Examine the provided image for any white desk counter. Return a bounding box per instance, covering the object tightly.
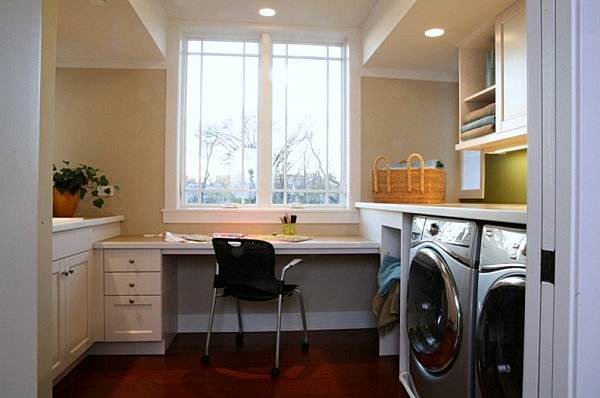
[355,202,526,224]
[93,235,380,255]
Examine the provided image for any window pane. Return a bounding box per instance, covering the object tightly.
[188,40,202,53]
[271,41,344,206]
[287,43,327,57]
[245,42,259,55]
[271,58,286,189]
[203,40,244,54]
[185,54,202,197]
[182,39,259,206]
[329,46,342,58]
[328,60,342,191]
[286,58,327,191]
[273,43,286,56]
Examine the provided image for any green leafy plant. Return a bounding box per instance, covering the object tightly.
[53,161,120,208]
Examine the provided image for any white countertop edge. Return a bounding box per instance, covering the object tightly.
[52,215,125,232]
[93,235,380,254]
[355,202,527,225]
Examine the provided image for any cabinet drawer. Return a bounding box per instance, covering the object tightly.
[104,249,161,272]
[105,272,161,295]
[104,296,162,342]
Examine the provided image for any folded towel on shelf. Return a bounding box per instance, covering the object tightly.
[389,159,444,170]
[463,102,496,124]
[371,280,400,336]
[377,254,401,296]
[460,115,496,133]
[461,124,495,140]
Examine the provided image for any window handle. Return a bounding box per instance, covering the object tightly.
[222,203,239,208]
[289,204,305,209]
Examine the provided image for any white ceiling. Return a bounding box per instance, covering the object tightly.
[158,0,378,28]
[364,0,515,77]
[57,0,517,76]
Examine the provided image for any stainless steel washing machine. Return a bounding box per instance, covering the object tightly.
[475,225,527,398]
[403,216,480,398]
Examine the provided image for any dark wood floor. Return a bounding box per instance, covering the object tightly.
[53,329,408,398]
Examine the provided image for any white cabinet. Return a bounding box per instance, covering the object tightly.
[51,217,122,380]
[496,0,527,135]
[103,249,163,342]
[51,250,93,379]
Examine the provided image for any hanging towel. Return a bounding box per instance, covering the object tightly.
[460,115,496,133]
[377,254,401,296]
[461,124,495,140]
[372,280,400,336]
[463,102,496,124]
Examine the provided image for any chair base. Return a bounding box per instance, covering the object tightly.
[201,355,209,365]
[302,342,309,351]
[270,367,280,377]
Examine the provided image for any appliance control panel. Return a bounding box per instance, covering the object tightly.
[480,225,527,267]
[420,217,478,265]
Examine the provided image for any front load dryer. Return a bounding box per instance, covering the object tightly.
[404,216,480,398]
[475,225,527,398]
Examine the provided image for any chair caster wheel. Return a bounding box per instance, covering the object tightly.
[235,333,243,342]
[270,367,280,377]
[302,342,309,351]
[201,355,210,365]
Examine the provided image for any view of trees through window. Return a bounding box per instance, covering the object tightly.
[182,37,344,207]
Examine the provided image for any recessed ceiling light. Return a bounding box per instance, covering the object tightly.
[424,28,445,38]
[259,8,276,17]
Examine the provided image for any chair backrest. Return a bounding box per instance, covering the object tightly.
[211,238,282,294]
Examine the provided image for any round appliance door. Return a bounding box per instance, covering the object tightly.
[477,275,526,398]
[407,247,461,373]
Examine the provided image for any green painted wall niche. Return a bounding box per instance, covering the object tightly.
[462,149,527,204]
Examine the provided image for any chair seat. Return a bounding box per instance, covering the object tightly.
[224,283,298,302]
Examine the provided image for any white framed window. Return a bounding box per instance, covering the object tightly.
[163,24,361,224]
[182,39,260,206]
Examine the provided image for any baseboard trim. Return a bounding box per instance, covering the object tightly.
[177,310,376,333]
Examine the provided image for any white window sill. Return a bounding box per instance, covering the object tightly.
[162,207,359,224]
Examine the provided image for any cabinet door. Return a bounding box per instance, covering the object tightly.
[52,259,65,378]
[496,0,527,134]
[63,251,93,363]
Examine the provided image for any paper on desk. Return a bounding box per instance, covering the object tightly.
[163,232,211,242]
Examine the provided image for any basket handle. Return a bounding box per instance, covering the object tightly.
[407,153,425,193]
[372,155,391,193]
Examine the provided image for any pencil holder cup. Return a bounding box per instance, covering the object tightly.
[282,223,296,235]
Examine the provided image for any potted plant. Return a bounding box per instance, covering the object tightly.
[53,161,120,217]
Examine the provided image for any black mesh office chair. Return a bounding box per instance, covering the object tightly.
[201,238,309,377]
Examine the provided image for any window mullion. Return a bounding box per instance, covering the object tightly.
[258,32,272,207]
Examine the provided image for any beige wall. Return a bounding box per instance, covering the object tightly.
[361,77,460,202]
[55,68,167,234]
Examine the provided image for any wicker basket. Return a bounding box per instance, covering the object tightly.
[371,153,446,204]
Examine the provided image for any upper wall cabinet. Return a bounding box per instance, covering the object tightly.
[456,0,527,153]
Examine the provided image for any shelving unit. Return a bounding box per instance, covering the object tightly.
[456,0,527,199]
[457,0,527,153]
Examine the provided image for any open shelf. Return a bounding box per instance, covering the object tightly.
[455,126,527,153]
[464,85,495,103]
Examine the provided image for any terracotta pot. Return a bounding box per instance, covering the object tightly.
[53,188,80,217]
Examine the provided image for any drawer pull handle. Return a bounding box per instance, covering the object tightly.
[61,271,69,276]
[129,298,135,304]
[128,259,135,264]
[68,268,74,274]
[129,282,135,287]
